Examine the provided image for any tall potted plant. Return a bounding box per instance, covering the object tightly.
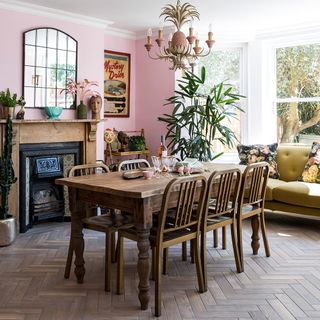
[0,115,17,246]
[0,89,24,119]
[159,66,244,161]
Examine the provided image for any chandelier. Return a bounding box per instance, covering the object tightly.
[144,0,215,70]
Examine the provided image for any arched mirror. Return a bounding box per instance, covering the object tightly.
[23,27,78,109]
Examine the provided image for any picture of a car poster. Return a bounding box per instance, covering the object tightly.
[104,50,130,117]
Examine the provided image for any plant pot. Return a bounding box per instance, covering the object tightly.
[0,215,16,246]
[0,106,15,119]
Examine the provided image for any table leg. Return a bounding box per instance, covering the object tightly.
[136,227,151,310]
[251,215,260,255]
[69,188,86,283]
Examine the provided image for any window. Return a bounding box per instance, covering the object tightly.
[198,47,244,154]
[275,43,320,143]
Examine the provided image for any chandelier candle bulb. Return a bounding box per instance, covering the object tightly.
[147,28,152,45]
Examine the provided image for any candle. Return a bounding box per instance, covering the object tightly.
[147,28,152,44]
[189,20,193,37]
[208,23,213,41]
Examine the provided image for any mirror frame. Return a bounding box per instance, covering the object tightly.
[23,27,78,109]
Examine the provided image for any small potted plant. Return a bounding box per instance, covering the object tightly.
[128,135,145,151]
[0,89,24,119]
[0,115,17,246]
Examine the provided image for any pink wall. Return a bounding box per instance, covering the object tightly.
[0,8,104,159]
[0,7,175,161]
[135,39,175,156]
[103,35,136,133]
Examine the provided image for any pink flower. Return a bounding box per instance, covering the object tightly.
[61,78,100,102]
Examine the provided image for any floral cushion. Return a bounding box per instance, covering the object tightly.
[300,142,320,183]
[237,143,279,179]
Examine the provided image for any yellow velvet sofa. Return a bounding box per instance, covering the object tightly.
[265,144,320,217]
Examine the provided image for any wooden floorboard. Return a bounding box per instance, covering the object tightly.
[1,213,320,319]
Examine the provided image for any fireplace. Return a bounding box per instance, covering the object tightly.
[19,142,81,233]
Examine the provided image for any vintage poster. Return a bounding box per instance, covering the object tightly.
[104,50,130,117]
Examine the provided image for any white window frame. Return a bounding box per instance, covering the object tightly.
[258,29,320,145]
[200,43,248,163]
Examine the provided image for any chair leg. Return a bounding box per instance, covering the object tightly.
[105,233,112,292]
[182,241,187,261]
[64,240,73,279]
[237,215,244,272]
[200,230,207,292]
[194,236,205,293]
[155,246,162,317]
[163,248,169,275]
[213,230,218,248]
[190,239,195,264]
[111,232,117,263]
[230,222,242,273]
[116,234,124,295]
[150,247,156,281]
[260,211,270,257]
[222,226,227,249]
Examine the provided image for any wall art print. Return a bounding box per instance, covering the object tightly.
[104,50,130,117]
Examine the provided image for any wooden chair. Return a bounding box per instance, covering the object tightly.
[64,163,133,292]
[236,162,270,272]
[118,158,150,171]
[117,175,207,317]
[201,168,242,291]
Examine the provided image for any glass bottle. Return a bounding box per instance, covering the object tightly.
[158,135,168,158]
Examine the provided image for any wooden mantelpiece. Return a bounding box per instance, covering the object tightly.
[0,120,99,229]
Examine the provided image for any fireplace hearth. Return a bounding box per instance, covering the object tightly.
[19,142,81,233]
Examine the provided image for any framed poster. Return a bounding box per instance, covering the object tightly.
[104,50,130,117]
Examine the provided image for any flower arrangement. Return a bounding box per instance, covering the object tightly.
[62,78,100,102]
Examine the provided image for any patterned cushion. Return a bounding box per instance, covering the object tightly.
[237,143,279,179]
[300,142,320,183]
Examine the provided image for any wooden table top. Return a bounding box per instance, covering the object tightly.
[55,163,243,199]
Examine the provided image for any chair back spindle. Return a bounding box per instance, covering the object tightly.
[206,169,241,219]
[157,175,207,240]
[239,162,269,208]
[118,159,150,172]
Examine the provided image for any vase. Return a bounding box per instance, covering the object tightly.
[77,101,87,119]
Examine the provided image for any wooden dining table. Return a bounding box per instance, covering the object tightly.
[56,163,259,310]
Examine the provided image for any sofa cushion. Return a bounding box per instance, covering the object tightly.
[277,145,310,182]
[237,143,279,179]
[265,178,288,201]
[273,181,320,209]
[300,142,320,183]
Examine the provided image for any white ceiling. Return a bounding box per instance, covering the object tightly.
[5,0,320,38]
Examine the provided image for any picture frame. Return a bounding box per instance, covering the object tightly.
[104,50,131,117]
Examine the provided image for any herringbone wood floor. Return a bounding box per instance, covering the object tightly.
[0,213,320,320]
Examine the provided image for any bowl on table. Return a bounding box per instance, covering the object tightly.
[44,106,63,119]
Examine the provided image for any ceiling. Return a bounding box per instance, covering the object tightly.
[7,0,320,38]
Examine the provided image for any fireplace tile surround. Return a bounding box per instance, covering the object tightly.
[0,119,98,232]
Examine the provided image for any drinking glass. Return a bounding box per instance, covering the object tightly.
[151,156,161,177]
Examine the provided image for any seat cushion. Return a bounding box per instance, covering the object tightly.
[265,178,288,201]
[273,181,320,209]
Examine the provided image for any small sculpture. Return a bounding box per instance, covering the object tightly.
[117,131,129,152]
[89,95,102,120]
[16,97,26,120]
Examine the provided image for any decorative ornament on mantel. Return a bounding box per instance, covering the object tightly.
[61,78,101,120]
[144,0,215,70]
